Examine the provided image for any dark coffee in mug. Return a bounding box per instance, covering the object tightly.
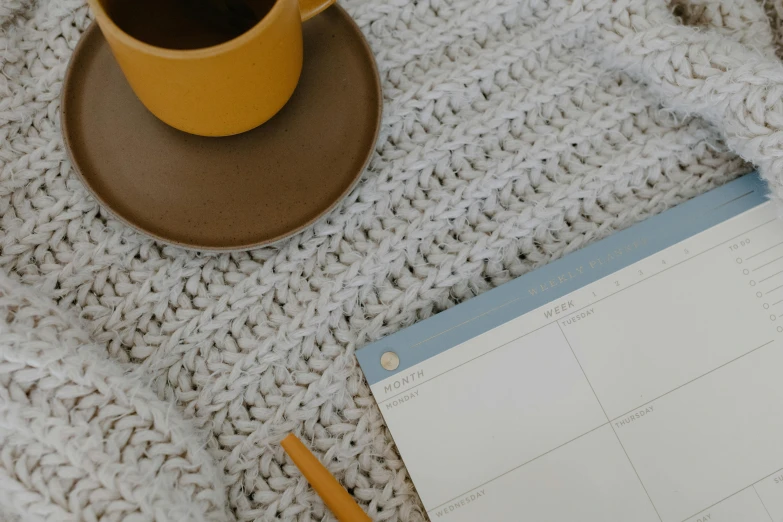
[103,0,277,50]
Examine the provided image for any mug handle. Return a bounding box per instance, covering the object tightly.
[299,0,336,21]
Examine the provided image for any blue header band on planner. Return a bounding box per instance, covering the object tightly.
[356,172,771,386]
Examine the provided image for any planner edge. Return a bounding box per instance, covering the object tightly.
[356,172,769,386]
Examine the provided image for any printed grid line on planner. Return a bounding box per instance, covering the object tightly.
[372,201,783,522]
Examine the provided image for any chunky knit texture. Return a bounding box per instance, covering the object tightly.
[0,272,231,522]
[3,0,783,520]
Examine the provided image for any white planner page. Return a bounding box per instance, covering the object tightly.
[368,200,783,522]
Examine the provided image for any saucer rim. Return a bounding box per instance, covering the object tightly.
[61,4,382,253]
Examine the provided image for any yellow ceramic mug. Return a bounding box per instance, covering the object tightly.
[87,0,335,137]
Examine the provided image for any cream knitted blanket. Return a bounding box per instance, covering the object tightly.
[2,0,783,520]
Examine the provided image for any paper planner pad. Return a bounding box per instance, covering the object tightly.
[357,173,783,522]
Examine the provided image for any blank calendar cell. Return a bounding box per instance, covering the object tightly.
[561,243,775,419]
[613,341,783,521]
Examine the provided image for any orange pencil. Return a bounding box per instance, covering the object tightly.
[281,433,372,522]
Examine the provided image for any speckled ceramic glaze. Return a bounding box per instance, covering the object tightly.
[61,5,382,251]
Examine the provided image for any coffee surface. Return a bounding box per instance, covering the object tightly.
[104,0,276,50]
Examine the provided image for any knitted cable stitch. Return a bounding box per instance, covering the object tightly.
[0,271,232,522]
[590,0,783,198]
[3,0,783,520]
[0,0,33,21]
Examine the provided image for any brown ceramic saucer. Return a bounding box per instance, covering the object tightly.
[62,5,381,251]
